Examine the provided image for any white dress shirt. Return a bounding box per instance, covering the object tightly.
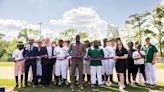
[46,45,53,59]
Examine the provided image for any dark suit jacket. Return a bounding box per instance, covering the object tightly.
[23,45,38,61]
[40,46,55,63]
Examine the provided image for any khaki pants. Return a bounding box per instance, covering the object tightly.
[70,59,83,86]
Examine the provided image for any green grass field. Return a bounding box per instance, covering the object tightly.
[0,62,164,91]
[0,62,14,66]
[0,79,164,92]
[156,63,164,69]
[1,62,164,69]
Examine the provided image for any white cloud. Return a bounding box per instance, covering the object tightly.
[0,18,63,40]
[0,19,40,40]
[160,0,164,6]
[49,7,108,31]
[0,7,116,40]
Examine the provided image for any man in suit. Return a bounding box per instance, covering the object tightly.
[23,38,38,87]
[68,35,86,89]
[40,38,55,87]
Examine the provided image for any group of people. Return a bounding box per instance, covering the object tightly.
[12,35,158,90]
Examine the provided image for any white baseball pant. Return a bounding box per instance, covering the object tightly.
[14,61,24,76]
[55,60,67,79]
[102,60,109,75]
[91,66,102,85]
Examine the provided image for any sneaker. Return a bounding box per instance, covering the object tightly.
[99,84,104,87]
[32,85,37,88]
[151,84,157,87]
[119,86,124,90]
[102,81,106,85]
[80,86,84,89]
[122,84,125,88]
[70,85,75,89]
[145,83,150,86]
[109,81,112,86]
[91,84,95,88]
[132,81,138,85]
[58,81,62,86]
[119,83,125,90]
[105,81,109,86]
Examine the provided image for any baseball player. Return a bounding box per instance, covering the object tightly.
[83,40,91,85]
[12,41,24,88]
[54,39,69,86]
[101,38,110,84]
[108,38,116,86]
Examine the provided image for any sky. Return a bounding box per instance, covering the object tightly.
[0,0,163,40]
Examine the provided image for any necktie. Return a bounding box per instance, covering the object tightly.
[30,45,32,51]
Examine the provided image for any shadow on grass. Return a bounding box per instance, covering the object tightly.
[13,83,162,92]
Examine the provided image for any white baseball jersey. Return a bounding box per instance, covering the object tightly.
[83,48,90,74]
[108,45,116,74]
[12,49,24,61]
[54,46,68,79]
[108,46,116,61]
[12,49,24,76]
[101,46,110,75]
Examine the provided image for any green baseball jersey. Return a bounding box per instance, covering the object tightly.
[88,47,104,66]
[141,44,158,63]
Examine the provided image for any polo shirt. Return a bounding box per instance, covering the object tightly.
[116,48,128,62]
[141,44,158,63]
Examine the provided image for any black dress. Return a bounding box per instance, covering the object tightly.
[115,48,128,73]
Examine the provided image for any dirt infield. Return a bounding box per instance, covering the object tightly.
[0,66,164,82]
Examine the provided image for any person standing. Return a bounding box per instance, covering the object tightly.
[101,38,110,84]
[36,41,42,85]
[115,38,127,85]
[88,40,104,87]
[133,44,146,84]
[114,40,128,90]
[142,37,158,86]
[12,41,24,88]
[23,38,38,87]
[108,38,116,86]
[52,41,57,84]
[83,40,91,85]
[135,41,143,83]
[54,39,69,86]
[68,35,86,89]
[127,41,137,84]
[40,38,55,87]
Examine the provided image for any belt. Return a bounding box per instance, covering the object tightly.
[57,58,65,60]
